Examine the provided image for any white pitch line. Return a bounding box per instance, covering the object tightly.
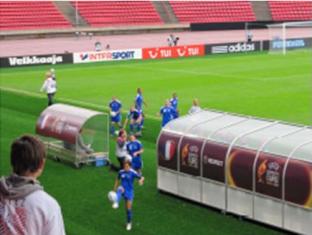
[0,86,161,121]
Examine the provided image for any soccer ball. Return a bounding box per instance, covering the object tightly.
[110,111,117,117]
[108,191,117,203]
[125,154,132,162]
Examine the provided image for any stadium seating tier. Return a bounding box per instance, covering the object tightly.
[268,1,312,21]
[0,1,71,31]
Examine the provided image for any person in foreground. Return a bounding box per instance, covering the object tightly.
[0,135,66,235]
[111,161,144,231]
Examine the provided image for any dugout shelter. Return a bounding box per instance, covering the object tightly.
[157,109,312,235]
[36,104,109,168]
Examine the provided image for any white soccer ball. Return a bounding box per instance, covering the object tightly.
[125,154,132,162]
[108,191,117,203]
[110,111,117,117]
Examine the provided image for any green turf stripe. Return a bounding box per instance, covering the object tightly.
[0,86,161,121]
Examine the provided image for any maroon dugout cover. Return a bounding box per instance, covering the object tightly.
[255,153,286,199]
[202,141,228,183]
[285,159,312,208]
[227,147,257,190]
[36,112,82,144]
[179,137,204,176]
[158,133,312,208]
[157,132,181,171]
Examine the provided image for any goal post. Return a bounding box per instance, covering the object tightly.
[267,21,312,55]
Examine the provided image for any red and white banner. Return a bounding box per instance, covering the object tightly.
[142,44,205,60]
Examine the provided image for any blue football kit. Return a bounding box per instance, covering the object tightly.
[127,109,143,133]
[117,169,142,201]
[109,99,122,123]
[127,109,141,121]
[135,93,143,112]
[170,97,179,118]
[160,106,175,127]
[116,168,143,224]
[126,140,143,170]
[170,97,178,110]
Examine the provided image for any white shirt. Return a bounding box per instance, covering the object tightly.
[0,190,66,235]
[188,106,202,114]
[41,77,57,94]
[115,140,128,158]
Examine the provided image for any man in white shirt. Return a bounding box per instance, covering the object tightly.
[0,135,66,235]
[188,98,202,114]
[40,71,57,106]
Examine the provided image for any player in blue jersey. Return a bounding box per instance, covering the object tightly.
[109,96,122,135]
[126,134,144,173]
[134,88,147,112]
[123,106,143,137]
[135,88,147,129]
[159,100,176,127]
[112,161,144,231]
[169,92,179,119]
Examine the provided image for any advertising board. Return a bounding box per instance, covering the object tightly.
[73,49,142,63]
[143,45,205,59]
[0,53,73,68]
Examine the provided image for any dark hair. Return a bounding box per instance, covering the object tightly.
[118,129,125,137]
[124,160,131,167]
[11,135,46,175]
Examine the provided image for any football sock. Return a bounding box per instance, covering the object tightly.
[127,209,132,223]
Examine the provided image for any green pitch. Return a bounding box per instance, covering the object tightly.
[0,50,311,235]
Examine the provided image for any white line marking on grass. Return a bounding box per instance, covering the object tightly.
[119,64,246,80]
[120,64,309,82]
[0,86,161,121]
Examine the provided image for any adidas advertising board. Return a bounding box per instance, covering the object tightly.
[206,41,261,55]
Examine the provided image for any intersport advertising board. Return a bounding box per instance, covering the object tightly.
[73,49,142,63]
[143,45,205,59]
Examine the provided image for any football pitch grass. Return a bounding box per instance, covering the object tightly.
[0,50,311,235]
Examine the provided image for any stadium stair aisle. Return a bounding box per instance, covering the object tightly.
[53,1,88,27]
[250,1,272,21]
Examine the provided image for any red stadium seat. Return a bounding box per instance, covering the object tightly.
[0,1,71,31]
[71,1,163,27]
[169,1,256,23]
[268,1,312,21]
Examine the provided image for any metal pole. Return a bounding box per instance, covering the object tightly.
[282,23,286,55]
[75,1,79,27]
